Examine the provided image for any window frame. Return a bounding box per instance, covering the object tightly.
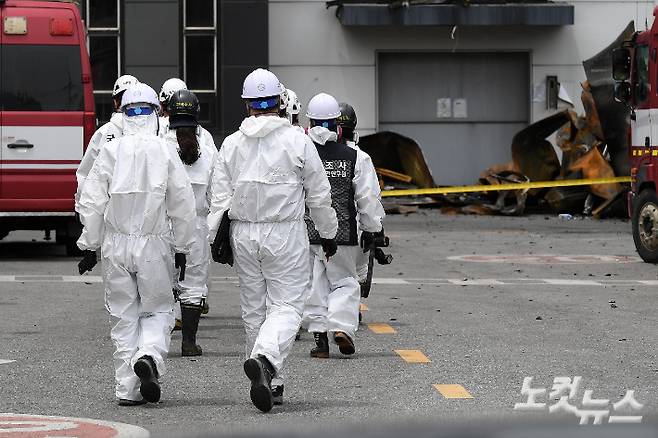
[182,0,219,133]
[182,0,217,95]
[85,0,121,95]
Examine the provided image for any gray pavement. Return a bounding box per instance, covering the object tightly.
[1,212,658,436]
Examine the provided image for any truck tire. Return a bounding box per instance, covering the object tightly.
[632,189,658,263]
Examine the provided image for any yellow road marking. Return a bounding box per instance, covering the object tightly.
[381,176,631,198]
[360,303,369,312]
[368,323,396,334]
[434,384,473,399]
[395,349,430,363]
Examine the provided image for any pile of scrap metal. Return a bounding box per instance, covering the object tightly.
[442,22,634,217]
[359,131,438,213]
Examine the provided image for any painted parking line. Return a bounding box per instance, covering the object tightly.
[359,303,369,312]
[368,323,397,334]
[434,384,473,399]
[0,413,148,437]
[395,349,430,363]
[0,360,15,365]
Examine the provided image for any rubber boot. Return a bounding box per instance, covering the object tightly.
[243,355,275,412]
[310,332,329,358]
[181,303,203,356]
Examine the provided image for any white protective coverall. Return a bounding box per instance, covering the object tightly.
[303,127,384,341]
[75,112,123,211]
[164,129,217,306]
[77,112,196,401]
[208,115,337,375]
[346,139,382,283]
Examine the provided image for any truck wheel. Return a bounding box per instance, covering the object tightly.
[632,189,658,263]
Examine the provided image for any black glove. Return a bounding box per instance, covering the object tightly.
[175,253,186,281]
[320,238,337,259]
[360,231,375,253]
[78,249,97,275]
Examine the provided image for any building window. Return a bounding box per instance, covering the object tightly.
[183,0,217,130]
[85,0,121,124]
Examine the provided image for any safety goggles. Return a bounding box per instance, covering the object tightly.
[310,119,337,130]
[124,106,155,117]
[248,97,279,110]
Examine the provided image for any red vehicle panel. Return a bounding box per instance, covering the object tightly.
[0,0,95,252]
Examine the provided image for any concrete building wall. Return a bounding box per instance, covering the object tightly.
[269,0,652,134]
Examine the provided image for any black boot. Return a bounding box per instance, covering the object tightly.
[333,331,355,355]
[133,355,161,402]
[181,303,203,356]
[118,398,147,406]
[272,384,284,405]
[243,355,275,412]
[310,332,329,358]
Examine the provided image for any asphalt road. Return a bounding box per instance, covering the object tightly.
[1,212,658,436]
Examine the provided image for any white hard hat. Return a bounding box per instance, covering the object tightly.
[242,68,281,99]
[121,83,161,110]
[112,74,139,97]
[159,78,188,104]
[286,89,301,116]
[306,93,340,120]
[279,83,289,111]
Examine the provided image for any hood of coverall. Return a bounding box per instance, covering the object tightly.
[122,112,159,136]
[239,115,290,138]
[307,126,338,146]
[109,112,124,130]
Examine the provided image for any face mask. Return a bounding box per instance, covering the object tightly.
[122,112,159,135]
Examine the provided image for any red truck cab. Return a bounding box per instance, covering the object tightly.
[0,0,95,254]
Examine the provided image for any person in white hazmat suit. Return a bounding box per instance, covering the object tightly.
[302,93,384,358]
[164,89,217,357]
[76,83,196,406]
[337,102,383,303]
[159,77,217,321]
[285,88,304,133]
[208,68,337,413]
[75,74,139,211]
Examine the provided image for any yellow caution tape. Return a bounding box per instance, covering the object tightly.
[381,176,632,198]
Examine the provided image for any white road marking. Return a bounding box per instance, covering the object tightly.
[639,280,658,286]
[448,254,641,264]
[448,279,504,286]
[372,278,410,285]
[0,360,15,365]
[543,279,603,286]
[0,275,654,287]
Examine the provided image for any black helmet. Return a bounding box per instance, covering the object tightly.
[168,89,200,129]
[337,102,357,130]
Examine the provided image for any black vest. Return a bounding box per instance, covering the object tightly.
[306,140,358,246]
